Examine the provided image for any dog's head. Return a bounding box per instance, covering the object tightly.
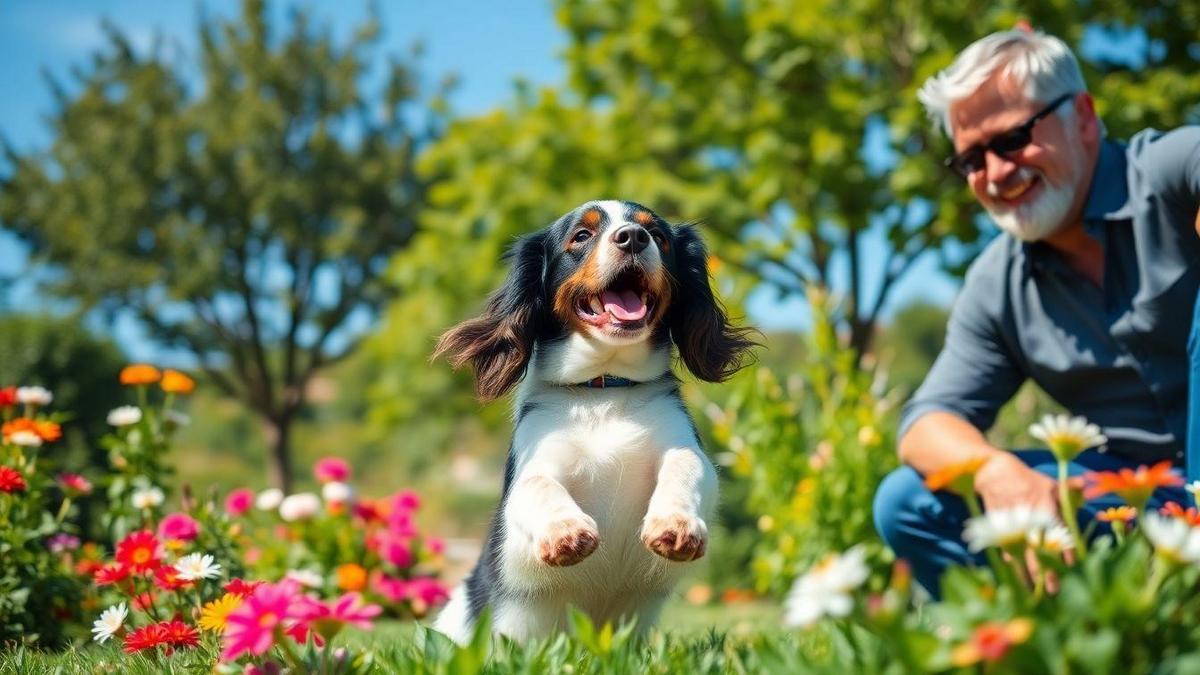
[435,200,757,400]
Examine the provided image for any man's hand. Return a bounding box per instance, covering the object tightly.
[973,452,1059,515]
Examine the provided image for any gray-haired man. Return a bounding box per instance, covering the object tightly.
[873,28,1200,596]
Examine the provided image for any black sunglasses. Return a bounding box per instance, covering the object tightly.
[944,92,1075,178]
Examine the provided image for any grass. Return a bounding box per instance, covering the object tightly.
[0,599,858,674]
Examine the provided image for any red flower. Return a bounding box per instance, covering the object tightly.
[224,578,264,598]
[131,591,157,612]
[93,563,131,587]
[159,619,200,650]
[0,386,16,408]
[123,623,168,654]
[115,530,162,573]
[1161,501,1200,526]
[153,565,193,591]
[0,466,27,493]
[1085,461,1183,509]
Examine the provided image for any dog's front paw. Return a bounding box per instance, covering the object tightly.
[537,516,600,567]
[641,512,707,562]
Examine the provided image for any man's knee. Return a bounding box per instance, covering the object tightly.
[872,465,928,549]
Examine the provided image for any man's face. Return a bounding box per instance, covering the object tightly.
[949,75,1092,242]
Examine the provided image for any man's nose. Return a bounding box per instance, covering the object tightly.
[984,149,1019,184]
[611,224,650,254]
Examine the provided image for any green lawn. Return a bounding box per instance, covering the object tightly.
[0,599,860,674]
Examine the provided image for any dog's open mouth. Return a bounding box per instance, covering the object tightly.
[575,268,655,330]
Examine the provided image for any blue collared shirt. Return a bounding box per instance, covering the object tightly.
[900,128,1200,464]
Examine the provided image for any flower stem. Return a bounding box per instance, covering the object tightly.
[962,482,1021,593]
[1057,460,1087,561]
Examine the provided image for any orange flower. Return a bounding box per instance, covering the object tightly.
[924,457,987,494]
[160,370,195,394]
[1084,461,1183,509]
[120,364,161,386]
[1160,502,1200,526]
[2,418,62,444]
[1095,506,1138,524]
[951,618,1034,667]
[336,563,368,592]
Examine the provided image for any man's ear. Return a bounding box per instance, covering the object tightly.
[434,232,548,400]
[667,225,758,382]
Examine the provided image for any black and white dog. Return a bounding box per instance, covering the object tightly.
[432,200,755,643]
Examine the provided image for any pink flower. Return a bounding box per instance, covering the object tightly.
[393,490,421,512]
[371,574,408,603]
[386,510,418,538]
[225,488,254,516]
[292,592,381,640]
[426,537,445,555]
[407,577,450,607]
[157,513,200,542]
[378,534,413,568]
[313,457,350,484]
[57,473,93,496]
[221,581,300,661]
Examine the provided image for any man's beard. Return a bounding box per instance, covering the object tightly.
[984,148,1084,243]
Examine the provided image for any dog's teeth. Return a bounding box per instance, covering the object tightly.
[590,297,604,314]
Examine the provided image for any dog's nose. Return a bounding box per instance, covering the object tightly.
[611,225,650,254]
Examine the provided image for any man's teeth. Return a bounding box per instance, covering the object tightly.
[999,178,1036,200]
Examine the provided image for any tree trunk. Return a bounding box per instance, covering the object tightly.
[263,415,294,493]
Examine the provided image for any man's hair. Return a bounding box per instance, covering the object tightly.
[918,30,1095,139]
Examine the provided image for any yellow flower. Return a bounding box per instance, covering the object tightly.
[120,364,161,386]
[160,369,195,394]
[199,593,243,633]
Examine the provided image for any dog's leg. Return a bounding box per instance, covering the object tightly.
[641,447,716,562]
[505,464,600,568]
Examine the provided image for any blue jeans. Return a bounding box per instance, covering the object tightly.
[1187,289,1200,490]
[873,449,1187,598]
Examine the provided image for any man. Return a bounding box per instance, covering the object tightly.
[872,28,1200,596]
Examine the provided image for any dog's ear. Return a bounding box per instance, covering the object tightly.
[667,225,758,382]
[434,232,548,400]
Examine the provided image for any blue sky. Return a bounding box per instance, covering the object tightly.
[0,0,962,358]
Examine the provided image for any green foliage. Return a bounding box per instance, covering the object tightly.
[708,292,899,592]
[0,0,444,490]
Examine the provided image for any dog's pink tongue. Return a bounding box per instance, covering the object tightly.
[601,289,647,321]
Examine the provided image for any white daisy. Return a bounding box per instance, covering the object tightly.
[279,493,321,521]
[8,430,43,447]
[1029,414,1106,462]
[284,568,324,588]
[962,506,1060,552]
[321,481,355,504]
[174,552,222,581]
[1142,513,1200,565]
[106,406,143,427]
[131,486,165,509]
[784,545,870,628]
[1026,523,1075,553]
[91,603,127,643]
[255,488,284,511]
[16,386,53,407]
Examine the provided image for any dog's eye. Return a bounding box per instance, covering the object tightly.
[650,230,666,246]
[572,230,593,244]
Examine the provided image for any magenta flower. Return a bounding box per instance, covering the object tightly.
[313,457,350,484]
[393,489,421,512]
[157,513,200,542]
[293,592,382,641]
[372,574,408,603]
[386,510,418,538]
[47,533,81,553]
[378,534,413,568]
[225,488,254,516]
[221,581,300,661]
[426,537,446,555]
[407,577,450,607]
[57,473,93,496]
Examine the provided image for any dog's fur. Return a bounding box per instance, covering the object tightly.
[432,200,755,643]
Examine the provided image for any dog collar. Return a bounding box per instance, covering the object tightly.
[577,375,640,388]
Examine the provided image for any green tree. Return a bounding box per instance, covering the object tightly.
[0,0,445,490]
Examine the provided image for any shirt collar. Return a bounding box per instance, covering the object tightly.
[1020,138,1130,276]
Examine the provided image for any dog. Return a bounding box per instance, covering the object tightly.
[431,200,756,644]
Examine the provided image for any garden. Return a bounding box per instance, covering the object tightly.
[2,0,1199,673]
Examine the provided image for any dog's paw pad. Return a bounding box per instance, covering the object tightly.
[642,513,707,562]
[537,517,600,567]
